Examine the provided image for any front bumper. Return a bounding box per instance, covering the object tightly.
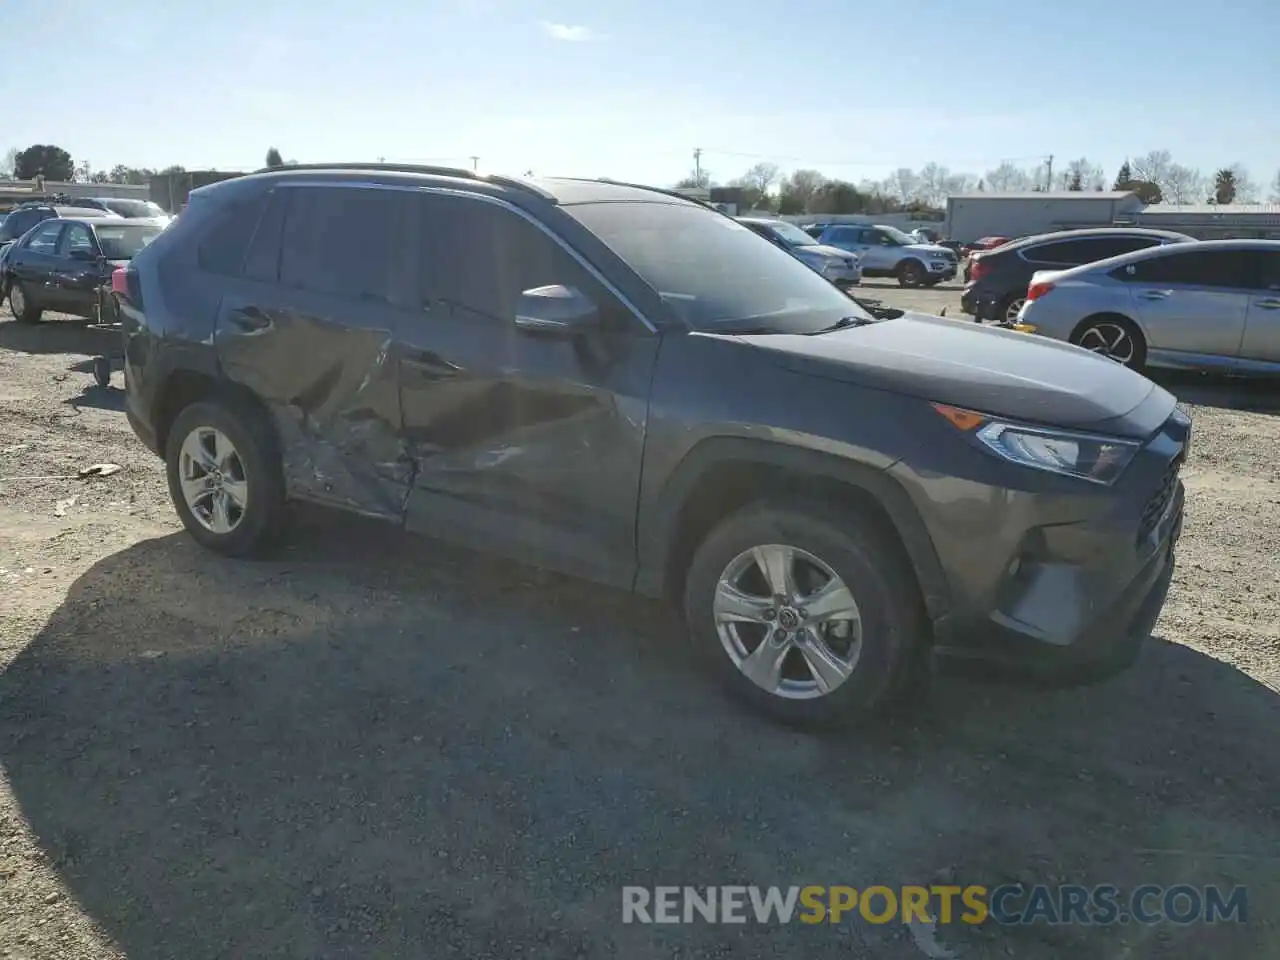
[822,264,862,286]
[927,261,957,282]
[893,405,1190,682]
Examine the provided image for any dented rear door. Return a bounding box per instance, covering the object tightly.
[213,183,417,519]
[395,192,659,587]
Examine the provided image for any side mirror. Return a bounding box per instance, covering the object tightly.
[513,284,601,337]
[69,248,98,262]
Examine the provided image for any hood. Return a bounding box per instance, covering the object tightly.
[796,243,857,263]
[738,312,1167,438]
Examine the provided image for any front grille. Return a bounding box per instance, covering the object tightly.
[1137,451,1184,544]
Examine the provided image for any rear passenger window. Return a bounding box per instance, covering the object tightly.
[1023,239,1088,264]
[197,199,265,276]
[1122,250,1256,288]
[279,186,404,304]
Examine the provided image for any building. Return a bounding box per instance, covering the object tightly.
[944,191,1144,243]
[149,170,245,212]
[1121,203,1280,240]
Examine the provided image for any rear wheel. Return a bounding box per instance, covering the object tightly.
[897,260,925,288]
[1071,315,1147,371]
[9,281,43,324]
[682,502,927,726]
[165,398,286,557]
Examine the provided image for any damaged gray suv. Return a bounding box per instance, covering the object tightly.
[119,163,1188,723]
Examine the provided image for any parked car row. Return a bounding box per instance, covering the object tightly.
[803,222,959,287]
[737,218,862,289]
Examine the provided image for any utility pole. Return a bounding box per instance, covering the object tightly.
[1045,154,1054,191]
[470,155,480,171]
[693,147,702,186]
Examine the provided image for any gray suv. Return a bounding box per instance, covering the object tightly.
[812,223,958,287]
[119,163,1187,725]
[737,217,861,289]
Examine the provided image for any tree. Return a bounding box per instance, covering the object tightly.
[1,147,17,178]
[1068,170,1083,191]
[882,167,920,204]
[1222,163,1257,202]
[108,164,156,185]
[1161,164,1205,204]
[13,144,75,181]
[1064,158,1104,192]
[1213,167,1237,205]
[89,170,110,184]
[729,162,781,210]
[265,147,285,169]
[1270,169,1280,203]
[776,169,827,214]
[809,180,864,215]
[675,169,712,189]
[1129,180,1163,204]
[1130,150,1173,189]
[984,162,1031,192]
[1113,161,1132,191]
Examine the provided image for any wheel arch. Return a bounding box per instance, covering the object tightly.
[635,437,951,626]
[152,369,276,457]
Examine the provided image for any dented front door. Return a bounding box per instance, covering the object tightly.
[213,184,417,519]
[395,193,659,587]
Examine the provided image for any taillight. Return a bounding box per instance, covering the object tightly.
[1027,280,1056,302]
[968,256,990,281]
[111,266,130,297]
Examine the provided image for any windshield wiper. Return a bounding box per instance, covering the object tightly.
[809,315,879,335]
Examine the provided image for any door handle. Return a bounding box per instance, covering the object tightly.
[1255,298,1280,310]
[1139,290,1172,300]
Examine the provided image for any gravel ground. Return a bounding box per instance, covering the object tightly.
[1,294,1278,960]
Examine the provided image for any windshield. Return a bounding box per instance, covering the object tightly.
[103,199,168,219]
[567,202,871,333]
[95,223,162,259]
[765,221,817,247]
[881,226,917,246]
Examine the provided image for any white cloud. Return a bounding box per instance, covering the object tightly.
[540,21,597,41]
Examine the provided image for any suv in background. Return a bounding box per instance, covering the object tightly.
[807,223,958,287]
[962,228,1195,325]
[118,162,1187,724]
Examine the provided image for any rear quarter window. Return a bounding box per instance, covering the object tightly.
[196,197,268,276]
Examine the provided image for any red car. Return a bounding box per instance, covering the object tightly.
[961,236,1015,281]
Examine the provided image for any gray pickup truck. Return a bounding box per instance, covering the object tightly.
[806,223,957,288]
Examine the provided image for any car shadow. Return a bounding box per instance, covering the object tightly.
[1,515,1277,959]
[61,383,126,412]
[0,317,116,357]
[1152,370,1280,415]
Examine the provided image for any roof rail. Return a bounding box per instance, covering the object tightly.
[585,177,714,207]
[248,162,555,200]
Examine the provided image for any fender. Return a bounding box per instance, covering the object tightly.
[634,436,952,625]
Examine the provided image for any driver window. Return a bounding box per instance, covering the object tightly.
[417,195,633,332]
[61,223,95,256]
[874,231,894,246]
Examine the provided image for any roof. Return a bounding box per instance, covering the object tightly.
[993,226,1194,251]
[1135,203,1280,216]
[950,191,1135,201]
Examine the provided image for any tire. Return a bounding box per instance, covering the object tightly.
[682,501,928,726]
[165,397,286,557]
[897,260,925,288]
[997,293,1027,325]
[1071,315,1147,371]
[9,281,43,324]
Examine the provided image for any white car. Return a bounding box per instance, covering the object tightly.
[1014,239,1280,374]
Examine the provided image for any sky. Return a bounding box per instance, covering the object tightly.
[2,0,1279,190]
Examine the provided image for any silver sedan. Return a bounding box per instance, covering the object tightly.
[1014,239,1280,374]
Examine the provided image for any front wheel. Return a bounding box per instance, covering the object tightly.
[165,398,286,557]
[897,260,925,288]
[9,281,43,324]
[1071,316,1147,371]
[682,502,927,725]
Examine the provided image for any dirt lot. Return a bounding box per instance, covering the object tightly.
[1,290,1278,959]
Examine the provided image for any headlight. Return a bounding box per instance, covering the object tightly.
[976,421,1139,484]
[933,404,1140,484]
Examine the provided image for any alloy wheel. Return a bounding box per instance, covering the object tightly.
[1004,297,1027,323]
[1077,322,1136,365]
[713,544,863,700]
[10,285,24,317]
[177,426,249,534]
